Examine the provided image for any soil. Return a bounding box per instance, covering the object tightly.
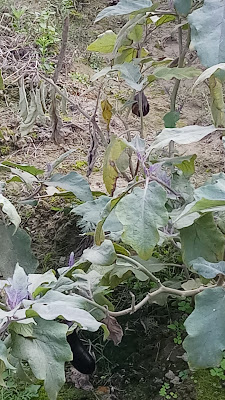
[0,1,225,399]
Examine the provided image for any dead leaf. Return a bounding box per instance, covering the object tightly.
[101,99,112,131]
[102,315,123,345]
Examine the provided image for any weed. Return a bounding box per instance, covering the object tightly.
[210,358,225,380]
[0,370,40,400]
[70,72,90,86]
[168,320,185,345]
[159,383,178,399]
[11,6,26,31]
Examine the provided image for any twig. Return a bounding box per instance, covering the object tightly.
[39,74,107,146]
[53,15,69,84]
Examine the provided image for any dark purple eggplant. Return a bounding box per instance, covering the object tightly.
[132,92,150,117]
[67,330,95,374]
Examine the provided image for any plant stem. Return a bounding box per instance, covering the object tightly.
[169,25,191,157]
[117,254,162,285]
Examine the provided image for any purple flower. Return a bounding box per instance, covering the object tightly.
[68,252,75,267]
[4,264,29,310]
[149,163,171,187]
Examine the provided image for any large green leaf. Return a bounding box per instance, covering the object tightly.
[180,213,225,266]
[149,125,217,151]
[183,287,225,368]
[103,135,127,195]
[72,195,122,234]
[11,318,72,400]
[194,173,225,201]
[81,240,117,266]
[27,290,102,331]
[189,0,225,67]
[115,182,168,260]
[191,257,225,279]
[45,172,93,202]
[87,31,117,53]
[152,66,201,81]
[95,0,152,22]
[0,223,38,277]
[174,0,192,16]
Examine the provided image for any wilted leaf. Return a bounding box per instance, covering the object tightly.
[102,315,123,345]
[103,135,128,195]
[0,70,4,90]
[209,75,225,128]
[101,99,112,130]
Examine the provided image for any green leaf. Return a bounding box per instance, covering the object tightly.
[174,0,192,16]
[128,24,143,42]
[92,63,144,91]
[0,223,38,277]
[180,213,225,266]
[155,14,176,26]
[152,66,201,81]
[81,240,117,266]
[115,182,168,260]
[0,194,21,232]
[183,287,225,368]
[115,47,137,64]
[194,173,225,201]
[191,257,225,279]
[163,111,180,128]
[103,135,127,195]
[45,172,93,202]
[9,322,34,337]
[2,161,44,176]
[174,154,196,177]
[189,0,225,67]
[0,70,4,90]
[87,30,117,53]
[28,291,102,331]
[72,195,122,234]
[149,125,217,151]
[11,318,72,400]
[95,0,152,22]
[113,243,130,256]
